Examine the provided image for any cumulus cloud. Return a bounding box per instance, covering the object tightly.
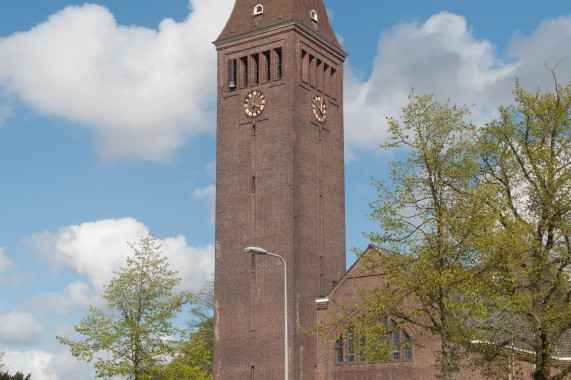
[193,184,216,224]
[0,248,15,274]
[0,247,34,285]
[21,281,94,315]
[0,312,44,346]
[4,349,94,380]
[344,12,571,158]
[0,0,233,162]
[28,218,214,312]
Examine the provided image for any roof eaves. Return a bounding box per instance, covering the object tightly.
[214,20,348,58]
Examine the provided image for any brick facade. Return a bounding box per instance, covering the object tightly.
[316,247,540,380]
[213,1,347,379]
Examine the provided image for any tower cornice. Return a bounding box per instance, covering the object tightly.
[213,19,348,58]
[215,0,346,56]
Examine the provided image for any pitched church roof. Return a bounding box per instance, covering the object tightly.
[215,0,345,55]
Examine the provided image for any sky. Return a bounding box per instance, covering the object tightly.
[0,0,570,378]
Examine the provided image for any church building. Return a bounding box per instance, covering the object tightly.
[211,1,569,379]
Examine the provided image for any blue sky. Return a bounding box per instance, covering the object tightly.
[0,0,570,378]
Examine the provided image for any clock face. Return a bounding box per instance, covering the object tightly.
[243,90,266,118]
[312,95,327,122]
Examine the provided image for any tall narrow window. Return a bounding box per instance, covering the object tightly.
[347,328,355,363]
[310,55,316,87]
[251,176,256,193]
[228,59,237,91]
[301,50,309,83]
[336,335,344,364]
[404,331,412,361]
[380,317,389,361]
[324,64,330,94]
[239,56,248,88]
[262,51,270,83]
[331,68,337,99]
[316,59,323,91]
[358,333,366,362]
[275,47,283,79]
[251,53,259,86]
[392,322,400,361]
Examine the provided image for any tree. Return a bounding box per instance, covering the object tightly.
[0,372,31,380]
[326,92,492,380]
[163,281,214,379]
[58,233,198,380]
[476,77,571,380]
[0,352,5,373]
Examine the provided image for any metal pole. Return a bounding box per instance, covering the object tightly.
[244,247,288,380]
[268,252,288,380]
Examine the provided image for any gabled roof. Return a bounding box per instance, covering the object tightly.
[215,0,346,56]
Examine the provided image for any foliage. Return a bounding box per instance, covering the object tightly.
[327,92,493,380]
[476,77,571,380]
[0,372,31,380]
[0,352,4,373]
[163,318,213,380]
[163,281,214,379]
[57,233,198,380]
[322,79,571,380]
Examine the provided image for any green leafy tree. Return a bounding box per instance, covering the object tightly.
[0,370,32,380]
[0,352,5,373]
[163,318,213,380]
[163,281,214,379]
[477,76,571,380]
[328,92,492,380]
[58,233,198,380]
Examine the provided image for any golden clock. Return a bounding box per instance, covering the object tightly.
[312,95,327,122]
[243,90,266,118]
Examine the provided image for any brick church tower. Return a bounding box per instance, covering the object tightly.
[213,1,347,378]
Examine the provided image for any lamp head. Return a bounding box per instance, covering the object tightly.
[245,246,268,255]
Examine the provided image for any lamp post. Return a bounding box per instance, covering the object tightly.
[245,246,288,380]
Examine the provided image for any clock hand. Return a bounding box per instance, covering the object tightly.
[252,95,260,109]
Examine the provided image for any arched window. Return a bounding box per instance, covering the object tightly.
[347,327,355,363]
[391,322,400,361]
[254,4,263,15]
[336,335,344,364]
[404,330,412,360]
[310,10,318,22]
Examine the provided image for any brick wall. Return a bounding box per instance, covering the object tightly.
[214,24,346,380]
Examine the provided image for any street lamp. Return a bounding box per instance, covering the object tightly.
[245,246,288,380]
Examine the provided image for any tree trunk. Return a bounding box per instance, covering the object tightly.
[439,288,453,380]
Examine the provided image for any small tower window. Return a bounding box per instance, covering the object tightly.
[310,10,318,22]
[254,4,263,15]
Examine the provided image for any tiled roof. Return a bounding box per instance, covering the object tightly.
[215,0,344,53]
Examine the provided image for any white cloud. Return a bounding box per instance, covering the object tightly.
[4,349,94,380]
[0,312,44,346]
[0,0,233,162]
[508,15,571,90]
[28,218,214,309]
[0,247,15,274]
[22,281,94,316]
[193,184,216,224]
[344,12,571,158]
[0,247,34,285]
